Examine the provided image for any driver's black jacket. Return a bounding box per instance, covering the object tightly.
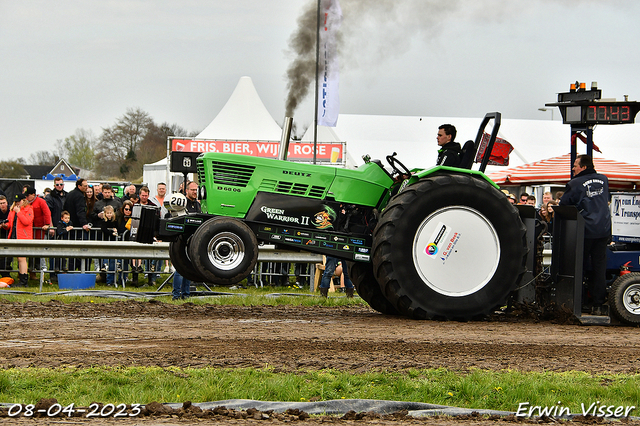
[186,197,201,214]
[436,142,462,167]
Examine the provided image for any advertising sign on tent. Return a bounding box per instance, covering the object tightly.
[170,138,345,164]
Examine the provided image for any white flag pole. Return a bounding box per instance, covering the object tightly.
[313,0,321,164]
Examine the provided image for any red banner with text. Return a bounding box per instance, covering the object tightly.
[170,139,344,163]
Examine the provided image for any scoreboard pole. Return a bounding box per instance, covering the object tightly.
[569,126,594,178]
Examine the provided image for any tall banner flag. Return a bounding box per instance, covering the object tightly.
[317,0,342,127]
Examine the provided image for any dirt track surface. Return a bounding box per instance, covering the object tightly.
[1,300,640,425]
[1,300,639,373]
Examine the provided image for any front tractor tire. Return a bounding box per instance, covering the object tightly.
[609,273,640,325]
[373,174,527,320]
[169,235,208,283]
[347,261,399,315]
[188,217,259,285]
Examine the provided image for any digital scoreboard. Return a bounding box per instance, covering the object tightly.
[561,102,640,125]
[585,104,635,124]
[546,83,640,125]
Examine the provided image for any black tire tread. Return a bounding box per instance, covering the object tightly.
[169,235,209,282]
[189,217,259,286]
[347,261,399,315]
[373,174,527,320]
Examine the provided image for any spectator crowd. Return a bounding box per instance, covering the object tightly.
[0,179,313,292]
[0,179,173,288]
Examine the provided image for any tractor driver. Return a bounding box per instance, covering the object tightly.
[436,124,462,167]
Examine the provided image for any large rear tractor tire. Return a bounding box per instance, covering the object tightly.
[169,235,208,283]
[373,174,527,320]
[188,217,259,285]
[347,261,399,315]
[609,273,640,325]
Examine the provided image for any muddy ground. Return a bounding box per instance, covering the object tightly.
[1,299,639,425]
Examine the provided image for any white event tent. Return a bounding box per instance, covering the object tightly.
[143,76,283,196]
[196,76,283,141]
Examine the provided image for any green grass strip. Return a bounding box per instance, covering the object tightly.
[0,367,638,414]
[1,282,364,307]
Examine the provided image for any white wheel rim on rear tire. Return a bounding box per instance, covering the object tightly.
[412,206,500,297]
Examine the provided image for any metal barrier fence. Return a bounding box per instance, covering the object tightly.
[0,227,322,292]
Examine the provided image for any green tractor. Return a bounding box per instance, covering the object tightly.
[132,112,528,320]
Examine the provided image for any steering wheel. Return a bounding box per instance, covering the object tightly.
[386,152,412,180]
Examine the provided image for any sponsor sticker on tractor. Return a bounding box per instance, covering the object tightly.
[424,222,462,264]
[425,223,450,258]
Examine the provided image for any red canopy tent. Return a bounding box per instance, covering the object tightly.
[486,154,640,190]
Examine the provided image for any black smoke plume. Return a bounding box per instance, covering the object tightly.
[283,0,569,117]
[284,1,319,118]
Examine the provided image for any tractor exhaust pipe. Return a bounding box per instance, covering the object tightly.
[279,116,293,161]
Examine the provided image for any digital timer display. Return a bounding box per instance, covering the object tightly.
[551,102,640,125]
[546,84,640,126]
[585,104,633,123]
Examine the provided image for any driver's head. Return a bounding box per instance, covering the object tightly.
[437,124,456,146]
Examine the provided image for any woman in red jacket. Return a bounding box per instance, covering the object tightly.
[8,193,34,287]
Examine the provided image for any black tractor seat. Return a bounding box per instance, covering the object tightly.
[459,140,476,170]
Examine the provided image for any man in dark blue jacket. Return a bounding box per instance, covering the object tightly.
[63,178,91,271]
[560,155,611,315]
[63,178,90,231]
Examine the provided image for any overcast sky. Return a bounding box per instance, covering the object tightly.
[2,0,640,161]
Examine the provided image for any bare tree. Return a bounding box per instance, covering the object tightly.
[89,109,193,180]
[159,121,190,138]
[101,107,153,160]
[27,151,59,166]
[95,108,154,179]
[125,122,167,178]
